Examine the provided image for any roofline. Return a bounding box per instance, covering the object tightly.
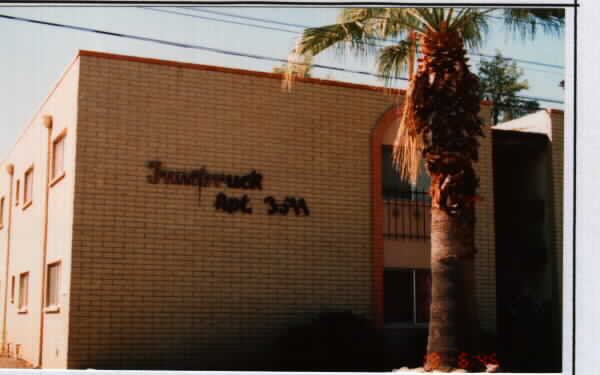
[78,51,498,108]
[78,50,409,95]
[2,49,495,166]
[1,53,81,166]
[492,128,550,138]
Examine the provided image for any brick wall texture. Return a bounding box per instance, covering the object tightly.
[549,110,565,360]
[474,108,497,333]
[68,53,500,369]
[1,51,512,369]
[68,54,401,369]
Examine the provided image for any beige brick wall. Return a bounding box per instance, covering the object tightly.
[0,51,503,369]
[548,110,564,296]
[548,110,564,359]
[68,54,397,369]
[474,105,497,333]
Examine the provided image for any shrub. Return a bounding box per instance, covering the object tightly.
[275,311,384,371]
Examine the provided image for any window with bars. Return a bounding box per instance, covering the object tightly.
[46,262,61,309]
[24,168,33,207]
[18,272,29,311]
[52,135,65,181]
[384,268,431,325]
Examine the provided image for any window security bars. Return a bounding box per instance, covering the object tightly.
[383,189,431,240]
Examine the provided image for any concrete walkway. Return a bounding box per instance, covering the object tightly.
[0,356,34,369]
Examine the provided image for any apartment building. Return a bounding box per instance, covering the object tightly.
[0,51,563,369]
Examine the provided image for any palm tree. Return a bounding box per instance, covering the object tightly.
[283,8,563,371]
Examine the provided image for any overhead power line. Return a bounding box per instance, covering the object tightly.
[0,13,563,105]
[139,7,299,35]
[467,54,564,76]
[176,6,309,29]
[174,6,565,70]
[474,52,563,69]
[0,13,387,78]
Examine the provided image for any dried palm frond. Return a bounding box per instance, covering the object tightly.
[392,72,427,185]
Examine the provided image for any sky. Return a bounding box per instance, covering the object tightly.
[0,6,565,159]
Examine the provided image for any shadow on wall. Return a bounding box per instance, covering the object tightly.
[69,311,383,371]
[68,311,504,371]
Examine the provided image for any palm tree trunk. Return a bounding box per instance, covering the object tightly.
[426,203,479,370]
[400,29,483,371]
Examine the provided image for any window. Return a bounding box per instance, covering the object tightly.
[10,276,14,304]
[46,262,61,310]
[15,180,19,206]
[18,272,29,312]
[382,145,431,200]
[0,196,4,228]
[384,268,431,325]
[52,134,66,182]
[23,168,33,208]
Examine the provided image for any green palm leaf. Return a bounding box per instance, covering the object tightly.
[502,8,565,39]
[377,41,412,87]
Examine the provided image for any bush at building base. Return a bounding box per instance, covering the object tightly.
[274,311,384,371]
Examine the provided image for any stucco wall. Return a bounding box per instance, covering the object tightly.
[0,58,79,368]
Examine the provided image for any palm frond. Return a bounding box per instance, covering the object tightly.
[393,76,426,185]
[435,8,446,27]
[502,8,565,40]
[405,8,436,31]
[298,22,380,58]
[454,10,490,50]
[282,21,380,90]
[448,8,469,29]
[445,8,455,25]
[382,8,428,36]
[377,41,412,87]
[340,8,428,40]
[338,7,388,23]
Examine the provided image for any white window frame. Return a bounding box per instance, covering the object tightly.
[23,166,34,210]
[383,268,431,327]
[45,261,61,313]
[50,130,67,186]
[18,272,29,313]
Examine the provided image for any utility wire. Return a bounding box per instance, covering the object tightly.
[474,52,563,69]
[140,7,299,35]
[175,6,565,70]
[0,13,391,78]
[468,54,564,76]
[0,12,563,105]
[176,6,309,29]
